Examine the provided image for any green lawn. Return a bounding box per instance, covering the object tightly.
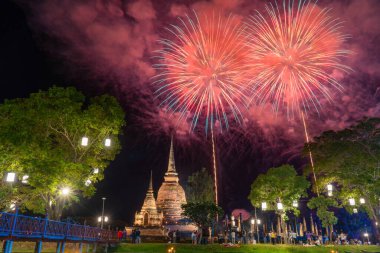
[113,243,380,253]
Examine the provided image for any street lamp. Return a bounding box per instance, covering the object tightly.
[360,198,365,204]
[327,184,333,191]
[349,198,356,206]
[353,208,358,213]
[81,136,89,146]
[277,202,284,210]
[363,232,369,244]
[101,197,106,229]
[292,200,298,208]
[93,168,99,174]
[261,202,267,211]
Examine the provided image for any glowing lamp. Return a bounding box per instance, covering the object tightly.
[98,216,102,222]
[104,138,111,147]
[328,190,333,196]
[327,184,333,191]
[251,219,255,225]
[261,202,267,210]
[21,175,29,184]
[349,198,355,206]
[85,179,91,186]
[353,208,358,213]
[104,216,109,222]
[93,168,99,174]
[364,233,369,237]
[277,202,283,210]
[359,198,365,204]
[292,200,298,207]
[6,172,16,182]
[81,137,89,146]
[257,219,261,225]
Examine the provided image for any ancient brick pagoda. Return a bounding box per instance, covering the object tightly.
[134,138,187,226]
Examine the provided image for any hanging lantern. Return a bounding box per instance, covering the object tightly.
[261,202,267,211]
[81,137,89,146]
[349,198,355,206]
[277,202,283,210]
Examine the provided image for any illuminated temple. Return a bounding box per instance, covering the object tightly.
[134,139,187,226]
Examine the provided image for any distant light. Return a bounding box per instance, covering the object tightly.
[364,233,369,237]
[376,222,378,226]
[98,216,102,222]
[277,202,283,210]
[104,216,109,222]
[257,219,261,225]
[49,200,53,207]
[261,202,267,211]
[353,208,358,213]
[85,179,91,186]
[359,198,365,204]
[10,203,16,211]
[328,190,333,197]
[251,219,255,225]
[61,187,70,196]
[349,198,355,206]
[327,184,333,191]
[292,200,298,207]
[81,137,89,146]
[93,168,99,174]
[104,138,111,147]
[21,175,29,184]
[6,172,16,183]
[232,221,235,226]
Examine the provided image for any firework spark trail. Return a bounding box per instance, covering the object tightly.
[245,0,352,118]
[152,11,250,133]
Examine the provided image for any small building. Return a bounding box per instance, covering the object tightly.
[134,172,163,227]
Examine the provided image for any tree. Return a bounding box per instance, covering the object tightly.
[185,168,214,203]
[181,202,223,228]
[305,117,380,239]
[248,164,310,241]
[0,87,125,219]
[308,196,338,241]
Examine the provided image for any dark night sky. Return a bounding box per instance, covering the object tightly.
[1,0,379,226]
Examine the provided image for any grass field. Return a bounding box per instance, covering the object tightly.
[113,243,380,253]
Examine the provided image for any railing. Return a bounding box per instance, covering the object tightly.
[0,211,117,242]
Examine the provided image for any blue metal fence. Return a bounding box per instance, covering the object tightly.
[0,211,118,242]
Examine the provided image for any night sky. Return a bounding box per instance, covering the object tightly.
[1,0,379,226]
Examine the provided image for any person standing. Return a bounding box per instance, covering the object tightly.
[135,228,141,244]
[231,230,236,244]
[191,230,197,244]
[173,230,177,243]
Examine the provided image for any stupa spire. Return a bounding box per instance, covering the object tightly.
[166,136,177,174]
[148,170,153,192]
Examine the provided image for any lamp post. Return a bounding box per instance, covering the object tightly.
[101,197,106,229]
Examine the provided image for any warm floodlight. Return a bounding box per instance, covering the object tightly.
[61,187,70,196]
[104,138,111,147]
[81,137,89,146]
[6,172,16,182]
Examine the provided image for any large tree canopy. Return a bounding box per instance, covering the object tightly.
[185,168,215,203]
[305,118,380,224]
[182,202,223,228]
[0,87,125,219]
[249,164,310,217]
